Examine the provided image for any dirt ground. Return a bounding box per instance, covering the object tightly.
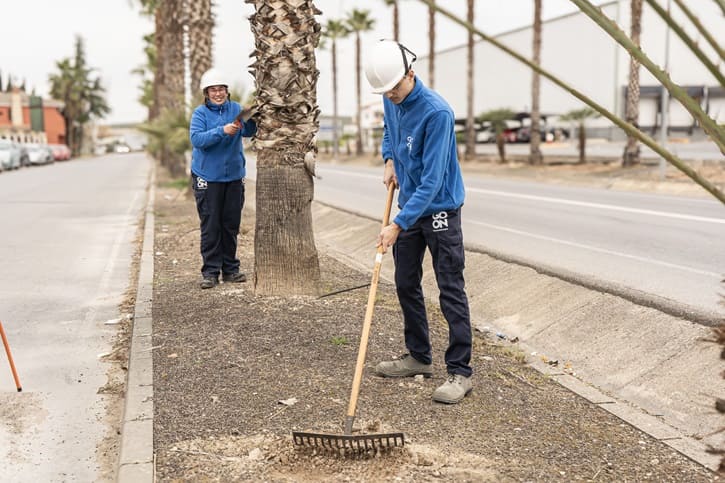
[151,158,721,482]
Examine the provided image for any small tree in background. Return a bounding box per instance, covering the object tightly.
[560,107,601,164]
[477,108,515,163]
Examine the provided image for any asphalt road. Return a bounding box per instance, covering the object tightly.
[265,160,724,316]
[0,153,151,481]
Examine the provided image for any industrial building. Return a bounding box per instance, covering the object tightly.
[411,0,724,140]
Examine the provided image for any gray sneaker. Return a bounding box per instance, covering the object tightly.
[432,374,472,404]
[375,354,433,378]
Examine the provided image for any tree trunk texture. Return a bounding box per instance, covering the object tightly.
[428,2,435,89]
[151,9,163,121]
[622,0,642,167]
[529,0,544,165]
[247,0,322,296]
[464,0,475,160]
[158,0,186,176]
[188,0,214,102]
[393,1,399,41]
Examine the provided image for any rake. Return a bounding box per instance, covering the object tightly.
[293,183,405,453]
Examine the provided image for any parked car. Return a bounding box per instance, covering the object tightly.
[49,144,72,161]
[25,143,54,165]
[0,139,23,171]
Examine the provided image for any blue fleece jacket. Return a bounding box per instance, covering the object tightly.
[381,77,465,231]
[190,99,257,182]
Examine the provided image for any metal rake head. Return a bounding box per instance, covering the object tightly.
[292,431,405,454]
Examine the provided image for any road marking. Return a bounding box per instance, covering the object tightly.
[467,187,725,224]
[468,219,722,278]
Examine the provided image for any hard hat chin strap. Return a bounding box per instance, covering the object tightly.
[397,43,417,74]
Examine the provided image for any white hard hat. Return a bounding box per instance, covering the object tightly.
[200,68,228,91]
[364,39,417,94]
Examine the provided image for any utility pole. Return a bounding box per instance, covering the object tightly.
[660,0,671,180]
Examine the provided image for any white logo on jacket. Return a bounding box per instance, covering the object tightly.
[406,136,414,154]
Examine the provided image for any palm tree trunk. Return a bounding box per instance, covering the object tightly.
[464,0,475,160]
[393,1,399,41]
[157,0,186,175]
[151,9,163,121]
[355,32,364,155]
[623,0,642,167]
[529,0,544,165]
[332,38,340,160]
[578,122,587,164]
[428,2,435,89]
[188,0,214,103]
[247,0,321,295]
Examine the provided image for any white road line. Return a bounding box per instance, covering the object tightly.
[468,219,722,278]
[467,187,725,224]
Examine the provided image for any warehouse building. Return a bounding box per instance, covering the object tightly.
[413,0,724,140]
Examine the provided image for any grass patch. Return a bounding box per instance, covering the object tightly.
[162,178,190,190]
[329,336,349,346]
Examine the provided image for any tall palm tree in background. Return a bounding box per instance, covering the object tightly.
[187,0,214,102]
[529,0,544,165]
[464,0,475,160]
[346,9,375,156]
[428,1,436,88]
[247,0,322,295]
[382,0,400,41]
[49,36,110,156]
[622,0,643,167]
[132,32,157,120]
[322,19,351,161]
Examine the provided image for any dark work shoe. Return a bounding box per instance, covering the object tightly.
[375,354,433,378]
[222,272,247,283]
[432,374,472,404]
[200,277,218,289]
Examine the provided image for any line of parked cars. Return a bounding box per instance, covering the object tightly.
[0,139,71,173]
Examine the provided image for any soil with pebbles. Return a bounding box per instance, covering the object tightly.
[151,163,718,482]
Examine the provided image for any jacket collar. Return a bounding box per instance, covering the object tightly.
[399,76,424,110]
[205,99,229,112]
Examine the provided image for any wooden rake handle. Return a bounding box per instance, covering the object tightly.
[344,183,396,434]
[0,321,22,392]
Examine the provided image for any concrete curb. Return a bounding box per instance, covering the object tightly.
[117,166,156,482]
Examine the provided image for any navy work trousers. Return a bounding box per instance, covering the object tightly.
[192,173,245,279]
[392,208,473,377]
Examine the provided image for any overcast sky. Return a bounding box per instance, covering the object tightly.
[1,0,609,124]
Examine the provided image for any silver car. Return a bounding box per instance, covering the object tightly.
[25,143,54,165]
[0,139,22,171]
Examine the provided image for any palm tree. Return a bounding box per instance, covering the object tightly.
[464,0,475,160]
[622,0,643,167]
[428,1,436,89]
[346,9,375,156]
[322,19,351,161]
[187,0,214,102]
[529,0,544,165]
[477,108,515,163]
[381,0,399,41]
[560,107,601,164]
[132,32,157,120]
[248,0,322,295]
[49,36,110,156]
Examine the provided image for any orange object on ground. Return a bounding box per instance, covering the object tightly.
[0,321,22,392]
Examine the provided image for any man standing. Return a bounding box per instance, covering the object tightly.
[364,40,473,404]
[190,68,257,289]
